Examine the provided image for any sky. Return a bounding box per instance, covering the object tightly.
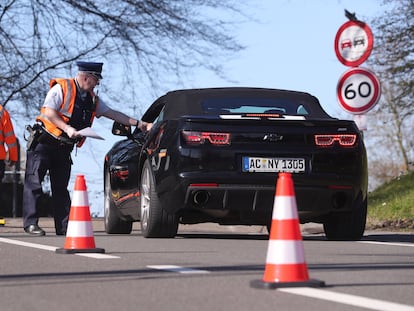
[13,0,385,216]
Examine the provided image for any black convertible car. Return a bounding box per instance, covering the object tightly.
[104,87,368,240]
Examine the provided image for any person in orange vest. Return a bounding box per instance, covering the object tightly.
[22,61,151,236]
[0,104,18,224]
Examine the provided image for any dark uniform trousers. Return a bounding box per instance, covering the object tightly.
[0,160,5,195]
[23,142,73,234]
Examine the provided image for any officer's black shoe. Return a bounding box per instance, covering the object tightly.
[24,224,46,236]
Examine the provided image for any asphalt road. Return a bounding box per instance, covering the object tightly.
[0,218,413,311]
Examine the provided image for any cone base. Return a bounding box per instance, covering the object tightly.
[56,247,105,254]
[250,278,325,289]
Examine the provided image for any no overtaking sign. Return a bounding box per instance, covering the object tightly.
[334,20,374,67]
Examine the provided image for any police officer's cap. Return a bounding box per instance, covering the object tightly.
[76,61,103,79]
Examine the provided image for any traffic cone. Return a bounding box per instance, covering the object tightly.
[251,172,324,289]
[56,175,105,254]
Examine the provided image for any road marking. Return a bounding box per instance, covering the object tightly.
[359,241,414,248]
[76,253,120,259]
[147,265,210,274]
[0,237,119,259]
[279,287,414,311]
[0,237,57,251]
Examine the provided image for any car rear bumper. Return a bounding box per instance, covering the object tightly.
[156,171,366,225]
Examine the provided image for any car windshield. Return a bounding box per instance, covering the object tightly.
[201,98,310,116]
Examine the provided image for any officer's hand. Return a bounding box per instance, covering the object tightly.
[64,125,80,138]
[138,120,153,132]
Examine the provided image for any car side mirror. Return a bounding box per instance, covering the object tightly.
[112,122,131,137]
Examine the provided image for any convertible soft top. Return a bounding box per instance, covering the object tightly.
[142,87,332,122]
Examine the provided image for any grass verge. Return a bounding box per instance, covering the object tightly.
[367,171,414,231]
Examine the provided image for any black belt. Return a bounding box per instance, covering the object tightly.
[37,131,75,148]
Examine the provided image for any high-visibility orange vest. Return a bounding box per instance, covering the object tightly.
[0,105,18,162]
[36,78,98,147]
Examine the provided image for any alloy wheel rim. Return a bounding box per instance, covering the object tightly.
[104,177,110,227]
[141,166,151,230]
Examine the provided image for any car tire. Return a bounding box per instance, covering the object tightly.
[104,170,133,234]
[323,195,367,241]
[140,159,179,238]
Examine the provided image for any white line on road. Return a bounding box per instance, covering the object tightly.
[359,241,414,248]
[0,237,57,251]
[279,287,414,311]
[0,237,120,259]
[77,253,120,259]
[147,264,414,310]
[147,265,210,274]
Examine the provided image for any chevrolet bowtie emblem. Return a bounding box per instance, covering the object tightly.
[263,134,284,141]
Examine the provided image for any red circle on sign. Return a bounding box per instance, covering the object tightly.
[337,67,381,114]
[334,21,373,67]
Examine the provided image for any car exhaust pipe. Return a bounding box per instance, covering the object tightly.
[193,191,210,206]
[332,192,347,209]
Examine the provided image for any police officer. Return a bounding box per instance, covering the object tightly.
[23,61,150,236]
[0,104,18,223]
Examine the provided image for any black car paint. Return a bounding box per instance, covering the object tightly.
[104,87,368,239]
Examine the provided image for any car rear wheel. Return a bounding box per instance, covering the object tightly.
[323,195,367,241]
[104,170,133,234]
[140,159,179,238]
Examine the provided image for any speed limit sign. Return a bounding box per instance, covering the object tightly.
[337,67,381,114]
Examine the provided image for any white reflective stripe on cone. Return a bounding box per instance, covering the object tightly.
[265,240,306,264]
[66,221,94,237]
[71,190,89,206]
[273,196,299,220]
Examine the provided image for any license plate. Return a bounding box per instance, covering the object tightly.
[242,157,305,173]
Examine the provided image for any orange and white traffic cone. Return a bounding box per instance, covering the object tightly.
[251,172,324,289]
[56,175,105,254]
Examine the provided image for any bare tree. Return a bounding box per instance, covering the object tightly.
[366,0,414,177]
[0,0,247,117]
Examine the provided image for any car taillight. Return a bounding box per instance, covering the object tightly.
[314,134,357,147]
[182,131,231,145]
[245,113,281,118]
[114,169,129,180]
[190,183,219,187]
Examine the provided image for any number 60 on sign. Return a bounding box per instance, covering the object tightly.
[337,67,381,115]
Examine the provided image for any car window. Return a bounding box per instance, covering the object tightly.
[152,106,165,125]
[296,105,309,115]
[201,98,311,116]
